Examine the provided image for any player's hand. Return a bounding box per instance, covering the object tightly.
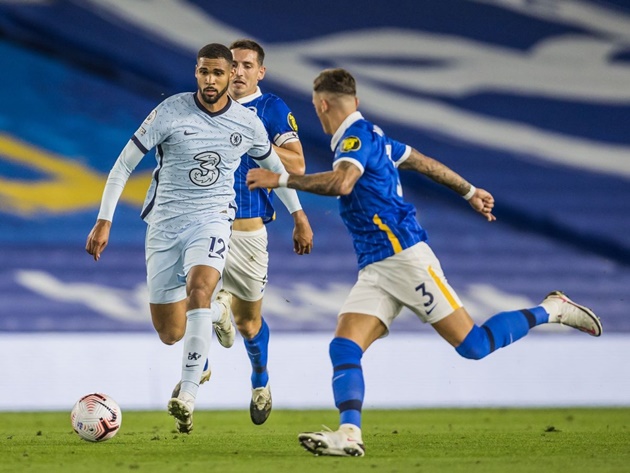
[468,188,496,222]
[247,168,280,190]
[85,219,112,261]
[292,210,313,255]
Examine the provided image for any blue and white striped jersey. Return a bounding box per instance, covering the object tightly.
[331,112,427,269]
[132,92,271,231]
[234,87,299,222]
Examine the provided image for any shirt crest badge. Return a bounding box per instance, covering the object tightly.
[340,136,361,152]
[230,132,242,146]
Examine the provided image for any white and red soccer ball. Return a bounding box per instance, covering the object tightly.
[71,393,122,442]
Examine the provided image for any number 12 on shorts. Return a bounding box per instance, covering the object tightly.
[208,236,227,259]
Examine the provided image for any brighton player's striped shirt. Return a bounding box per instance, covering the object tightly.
[331,111,427,269]
[233,87,299,222]
[131,92,271,231]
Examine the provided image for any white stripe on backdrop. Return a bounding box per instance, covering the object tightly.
[1,333,628,411]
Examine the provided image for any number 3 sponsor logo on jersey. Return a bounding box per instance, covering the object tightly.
[189,151,221,187]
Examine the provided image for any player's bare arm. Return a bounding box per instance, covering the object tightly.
[247,161,361,196]
[398,148,471,194]
[399,148,496,222]
[291,209,313,255]
[85,219,112,261]
[274,140,305,175]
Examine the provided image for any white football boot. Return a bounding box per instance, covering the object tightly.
[298,424,365,457]
[250,383,272,425]
[213,290,235,348]
[167,393,195,434]
[541,291,602,336]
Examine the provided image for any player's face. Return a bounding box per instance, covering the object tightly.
[195,57,235,107]
[229,48,266,100]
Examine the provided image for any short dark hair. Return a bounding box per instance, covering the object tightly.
[313,68,356,96]
[197,43,233,63]
[229,38,265,65]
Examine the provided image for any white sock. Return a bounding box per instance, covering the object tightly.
[179,305,220,399]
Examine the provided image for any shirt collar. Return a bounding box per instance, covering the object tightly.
[194,92,233,117]
[330,111,364,151]
[235,86,262,104]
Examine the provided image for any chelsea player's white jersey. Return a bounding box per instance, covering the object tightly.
[331,111,428,269]
[132,92,271,231]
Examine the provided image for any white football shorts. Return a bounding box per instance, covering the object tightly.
[145,214,233,304]
[222,227,269,302]
[339,241,462,334]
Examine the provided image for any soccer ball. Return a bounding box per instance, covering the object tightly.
[70,393,122,442]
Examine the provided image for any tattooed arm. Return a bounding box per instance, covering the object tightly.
[247,161,362,196]
[398,148,496,222]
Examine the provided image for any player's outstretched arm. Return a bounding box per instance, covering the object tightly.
[398,148,496,222]
[246,168,282,189]
[247,161,361,197]
[86,140,145,261]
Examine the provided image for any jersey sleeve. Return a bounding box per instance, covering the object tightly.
[247,115,273,160]
[97,140,145,222]
[264,97,299,147]
[131,98,173,153]
[388,137,411,167]
[332,128,372,174]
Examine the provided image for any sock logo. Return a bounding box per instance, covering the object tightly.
[187,352,202,361]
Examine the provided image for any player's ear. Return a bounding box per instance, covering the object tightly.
[258,65,266,80]
[320,98,329,113]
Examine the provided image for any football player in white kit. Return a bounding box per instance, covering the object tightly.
[86,43,311,433]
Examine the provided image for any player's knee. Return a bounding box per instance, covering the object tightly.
[232,305,261,339]
[455,344,487,360]
[235,318,259,339]
[157,328,183,345]
[455,325,491,360]
[187,287,213,307]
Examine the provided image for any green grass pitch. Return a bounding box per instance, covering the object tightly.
[1,408,629,473]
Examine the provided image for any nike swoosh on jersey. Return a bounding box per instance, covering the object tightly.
[426,305,438,315]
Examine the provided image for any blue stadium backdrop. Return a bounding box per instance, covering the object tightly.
[0,0,629,412]
[1,0,628,335]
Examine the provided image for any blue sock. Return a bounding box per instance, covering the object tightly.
[456,307,548,360]
[244,318,269,388]
[329,337,364,428]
